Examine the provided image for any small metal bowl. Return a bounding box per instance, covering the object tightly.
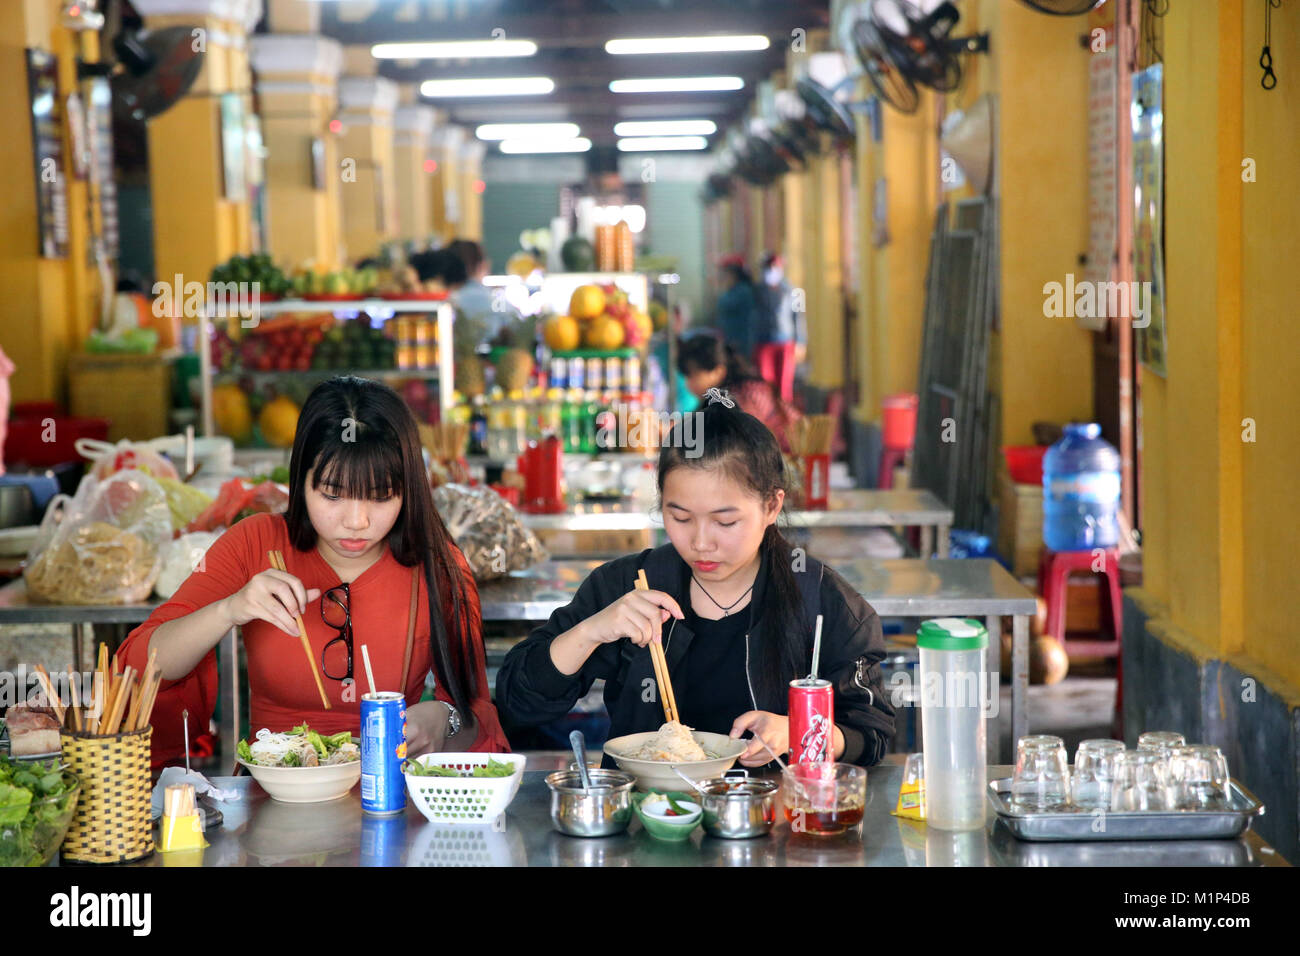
[699,770,779,839]
[545,769,637,837]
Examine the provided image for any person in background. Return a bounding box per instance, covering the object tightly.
[677,334,801,452]
[753,252,804,403]
[446,238,520,344]
[714,254,758,360]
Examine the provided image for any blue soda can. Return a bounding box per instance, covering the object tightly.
[361,691,407,815]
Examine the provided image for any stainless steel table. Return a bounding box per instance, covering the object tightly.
[477,557,1037,754]
[0,579,156,672]
[112,762,1285,867]
[520,488,954,556]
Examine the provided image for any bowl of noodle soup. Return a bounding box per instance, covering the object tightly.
[603,721,747,792]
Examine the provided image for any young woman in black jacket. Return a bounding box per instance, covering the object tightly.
[496,395,895,766]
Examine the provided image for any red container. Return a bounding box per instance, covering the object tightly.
[802,454,830,510]
[517,436,565,514]
[4,409,110,467]
[1003,445,1047,485]
[881,393,919,451]
[789,678,834,764]
[490,483,520,507]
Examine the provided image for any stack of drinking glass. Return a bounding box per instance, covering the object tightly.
[1010,732,1232,813]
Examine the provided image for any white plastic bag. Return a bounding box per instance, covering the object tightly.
[24,469,172,604]
[154,531,219,599]
[75,437,180,482]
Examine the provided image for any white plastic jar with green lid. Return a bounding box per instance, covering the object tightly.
[917,618,989,831]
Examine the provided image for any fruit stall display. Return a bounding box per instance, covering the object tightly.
[199,299,455,448]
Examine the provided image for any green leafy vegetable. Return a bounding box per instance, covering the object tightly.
[236,740,253,764]
[404,757,516,778]
[0,756,77,867]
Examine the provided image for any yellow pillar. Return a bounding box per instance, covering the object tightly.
[430,126,464,243]
[135,0,258,294]
[337,75,398,261]
[249,33,344,269]
[393,99,436,243]
[457,137,485,243]
[0,0,74,404]
[804,148,843,389]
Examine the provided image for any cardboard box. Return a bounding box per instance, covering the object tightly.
[68,352,176,442]
[997,466,1043,578]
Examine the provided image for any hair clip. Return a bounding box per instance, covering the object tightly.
[704,387,736,409]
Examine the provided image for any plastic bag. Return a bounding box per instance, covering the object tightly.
[154,476,214,532]
[75,437,180,482]
[185,478,288,533]
[154,531,220,599]
[24,469,172,604]
[432,483,547,582]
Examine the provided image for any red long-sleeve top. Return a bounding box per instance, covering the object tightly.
[119,513,508,767]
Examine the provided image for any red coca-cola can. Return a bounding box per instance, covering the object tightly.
[789,678,834,764]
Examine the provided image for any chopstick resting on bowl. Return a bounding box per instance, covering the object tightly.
[636,569,678,724]
[268,550,331,710]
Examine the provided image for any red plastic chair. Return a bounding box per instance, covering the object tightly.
[1036,547,1123,656]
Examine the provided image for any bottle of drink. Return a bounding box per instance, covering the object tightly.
[468,396,487,456]
[917,618,988,831]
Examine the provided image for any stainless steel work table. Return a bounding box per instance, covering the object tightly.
[477,557,1038,752]
[520,488,954,557]
[110,761,1285,867]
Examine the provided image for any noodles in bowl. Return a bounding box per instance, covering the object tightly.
[604,722,747,791]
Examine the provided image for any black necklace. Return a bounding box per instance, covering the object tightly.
[692,574,754,616]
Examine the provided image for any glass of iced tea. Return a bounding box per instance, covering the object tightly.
[782,763,868,836]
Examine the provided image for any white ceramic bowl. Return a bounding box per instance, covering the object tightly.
[640,797,703,824]
[237,756,362,804]
[603,730,747,792]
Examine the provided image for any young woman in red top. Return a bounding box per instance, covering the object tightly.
[120,376,508,766]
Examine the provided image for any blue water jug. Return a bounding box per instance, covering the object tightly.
[1042,423,1121,551]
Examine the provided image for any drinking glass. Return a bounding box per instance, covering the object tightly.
[1168,745,1231,810]
[782,763,868,836]
[1110,750,1172,811]
[1070,739,1126,810]
[1136,731,1185,756]
[1011,735,1071,810]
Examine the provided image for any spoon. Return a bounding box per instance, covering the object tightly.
[672,766,710,796]
[569,729,606,792]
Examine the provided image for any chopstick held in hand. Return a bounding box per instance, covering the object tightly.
[637,569,679,724]
[268,550,331,710]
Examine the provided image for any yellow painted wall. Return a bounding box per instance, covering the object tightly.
[1239,0,1300,682]
[1139,0,1299,687]
[975,0,1094,446]
[0,0,87,404]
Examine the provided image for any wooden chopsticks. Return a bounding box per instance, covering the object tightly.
[637,569,679,724]
[268,549,331,710]
[55,644,163,735]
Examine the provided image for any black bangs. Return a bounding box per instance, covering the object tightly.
[309,426,403,501]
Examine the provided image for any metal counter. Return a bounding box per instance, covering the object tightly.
[519,488,953,556]
[113,763,1285,868]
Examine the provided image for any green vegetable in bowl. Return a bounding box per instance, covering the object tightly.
[404,757,516,778]
[0,756,80,867]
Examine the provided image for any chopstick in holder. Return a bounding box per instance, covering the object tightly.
[68,669,83,732]
[126,649,156,732]
[267,550,331,710]
[135,669,164,731]
[636,570,679,724]
[103,668,134,735]
[33,664,66,726]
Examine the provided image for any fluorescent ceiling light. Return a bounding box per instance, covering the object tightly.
[476,122,580,140]
[372,40,537,59]
[609,76,744,93]
[606,35,770,55]
[498,137,592,154]
[421,77,554,97]
[616,136,709,151]
[613,119,717,136]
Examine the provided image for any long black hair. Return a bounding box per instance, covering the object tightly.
[656,401,805,704]
[284,376,478,717]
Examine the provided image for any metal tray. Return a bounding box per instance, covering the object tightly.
[987,777,1264,842]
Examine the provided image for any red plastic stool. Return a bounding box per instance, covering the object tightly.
[878,447,907,489]
[1037,547,1123,656]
